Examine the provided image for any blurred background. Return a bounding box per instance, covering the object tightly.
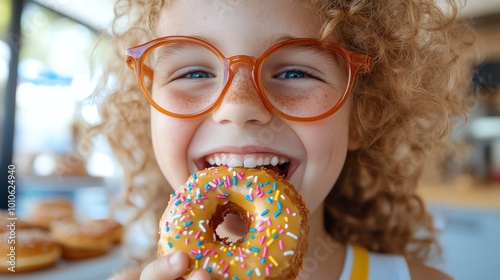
[0,0,499,279]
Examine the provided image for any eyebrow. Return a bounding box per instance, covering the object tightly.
[189,33,302,50]
[265,34,300,47]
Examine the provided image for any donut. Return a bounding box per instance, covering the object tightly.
[0,210,42,232]
[86,218,124,244]
[0,229,61,273]
[26,197,74,229]
[49,219,113,260]
[158,166,309,279]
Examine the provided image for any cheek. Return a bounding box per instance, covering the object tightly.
[295,114,351,211]
[301,99,353,163]
[301,118,349,167]
[151,112,196,189]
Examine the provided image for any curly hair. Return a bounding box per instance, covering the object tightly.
[93,0,478,263]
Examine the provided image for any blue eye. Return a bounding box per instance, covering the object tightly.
[275,70,310,79]
[184,71,214,79]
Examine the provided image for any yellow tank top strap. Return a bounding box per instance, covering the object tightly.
[349,245,370,280]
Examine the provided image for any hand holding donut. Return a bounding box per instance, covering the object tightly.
[140,251,210,280]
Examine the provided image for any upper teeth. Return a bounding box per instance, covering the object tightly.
[206,154,288,168]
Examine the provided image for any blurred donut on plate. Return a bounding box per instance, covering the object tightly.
[50,219,113,260]
[26,197,75,229]
[0,210,41,232]
[0,229,61,273]
[89,218,123,244]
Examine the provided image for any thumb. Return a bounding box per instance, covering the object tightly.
[187,269,211,280]
[140,251,190,280]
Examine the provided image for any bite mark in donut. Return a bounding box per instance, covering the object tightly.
[158,166,309,279]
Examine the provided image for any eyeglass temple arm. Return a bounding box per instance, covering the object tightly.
[143,65,154,78]
[126,56,154,78]
[351,53,374,74]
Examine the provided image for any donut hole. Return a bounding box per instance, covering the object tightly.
[210,202,249,245]
[216,213,247,243]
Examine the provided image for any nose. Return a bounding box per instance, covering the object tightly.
[211,65,272,126]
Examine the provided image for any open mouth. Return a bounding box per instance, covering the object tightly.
[203,153,292,179]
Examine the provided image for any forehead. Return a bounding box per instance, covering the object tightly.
[157,0,324,55]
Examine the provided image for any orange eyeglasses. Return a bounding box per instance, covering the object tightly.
[126,36,373,122]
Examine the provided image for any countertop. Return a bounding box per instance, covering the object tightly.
[417,175,500,210]
[419,176,500,280]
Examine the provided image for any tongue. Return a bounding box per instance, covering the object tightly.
[206,163,289,178]
[263,163,289,178]
[265,164,282,175]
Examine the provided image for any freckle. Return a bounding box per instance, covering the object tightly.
[171,93,215,112]
[224,77,261,104]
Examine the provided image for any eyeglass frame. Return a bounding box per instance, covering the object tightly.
[126,36,373,122]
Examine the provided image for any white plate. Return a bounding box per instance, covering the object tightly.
[5,246,128,280]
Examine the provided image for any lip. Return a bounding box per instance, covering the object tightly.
[194,146,299,180]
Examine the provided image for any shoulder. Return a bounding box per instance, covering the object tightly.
[407,260,454,280]
[365,250,453,280]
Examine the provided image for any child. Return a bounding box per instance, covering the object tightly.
[96,0,478,279]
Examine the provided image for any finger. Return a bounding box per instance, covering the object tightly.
[140,251,189,280]
[187,269,211,280]
[108,266,143,280]
[223,214,247,236]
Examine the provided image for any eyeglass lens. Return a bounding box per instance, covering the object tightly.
[141,42,349,118]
